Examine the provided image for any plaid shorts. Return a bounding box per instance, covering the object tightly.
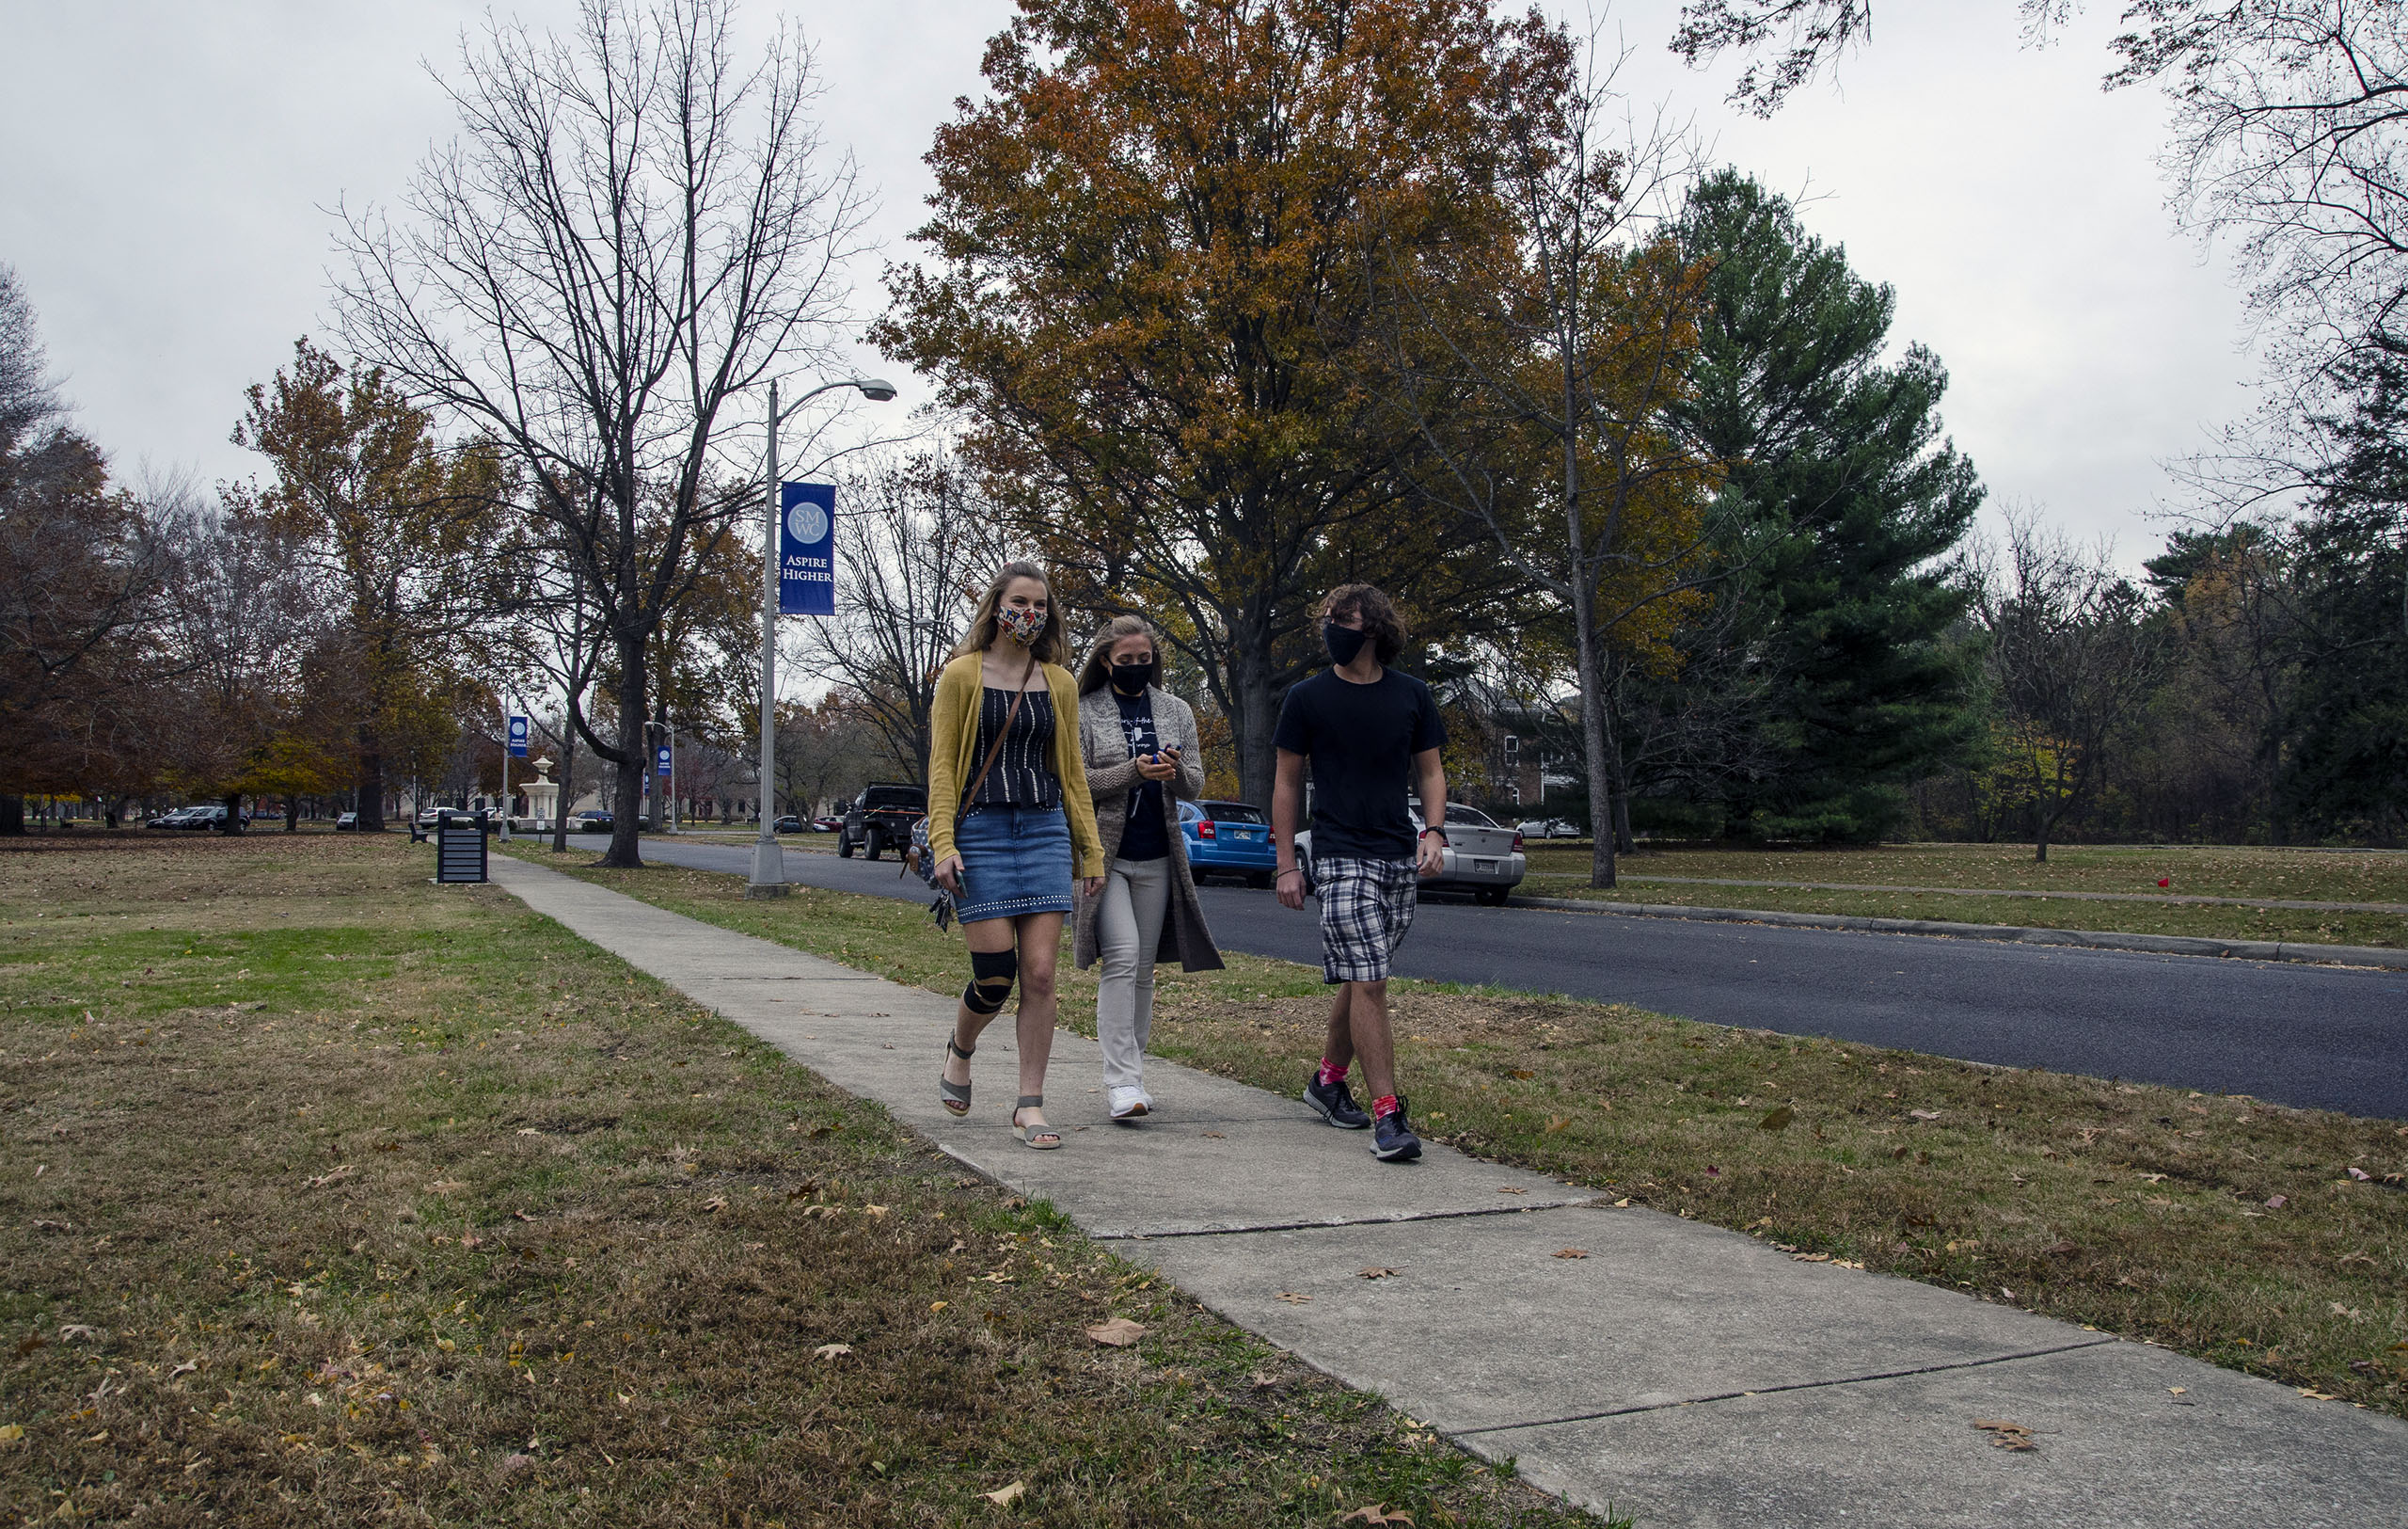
[1315,855,1418,984]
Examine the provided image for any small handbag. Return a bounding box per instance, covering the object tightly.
[907,660,1034,927]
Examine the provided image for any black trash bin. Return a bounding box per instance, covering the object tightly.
[435,810,489,884]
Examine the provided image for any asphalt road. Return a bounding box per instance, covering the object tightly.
[605,834,2408,1121]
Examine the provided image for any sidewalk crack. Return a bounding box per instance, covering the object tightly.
[1092,1201,1599,1240]
[1450,1337,2122,1435]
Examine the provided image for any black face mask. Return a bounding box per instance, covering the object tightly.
[1323,622,1370,667]
[1109,661,1154,695]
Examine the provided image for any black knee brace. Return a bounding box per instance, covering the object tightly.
[963,948,1019,1014]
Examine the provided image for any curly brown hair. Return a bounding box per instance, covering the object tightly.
[1319,583,1405,664]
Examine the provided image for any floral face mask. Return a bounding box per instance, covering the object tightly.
[996,602,1047,647]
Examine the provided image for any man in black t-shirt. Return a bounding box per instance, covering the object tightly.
[1272,583,1448,1164]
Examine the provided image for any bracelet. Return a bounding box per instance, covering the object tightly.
[1276,868,1302,879]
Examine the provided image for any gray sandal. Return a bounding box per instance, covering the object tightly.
[1013,1094,1061,1150]
[940,1037,975,1117]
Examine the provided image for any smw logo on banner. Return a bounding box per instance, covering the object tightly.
[779,481,836,616]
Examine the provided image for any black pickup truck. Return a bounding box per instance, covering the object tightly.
[837,783,927,861]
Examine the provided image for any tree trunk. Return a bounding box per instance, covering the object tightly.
[1229,635,1280,810]
[552,722,578,854]
[219,792,244,835]
[357,728,387,833]
[0,795,22,836]
[286,797,301,832]
[1575,605,1618,890]
[600,633,647,868]
[1614,789,1635,855]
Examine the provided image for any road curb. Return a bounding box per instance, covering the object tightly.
[1504,895,2408,970]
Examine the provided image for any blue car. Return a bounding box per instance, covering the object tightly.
[1179,799,1276,887]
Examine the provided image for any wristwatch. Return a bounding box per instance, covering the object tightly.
[1419,826,1448,845]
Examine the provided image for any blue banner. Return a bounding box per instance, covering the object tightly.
[778,481,836,616]
[656,744,673,778]
[506,714,530,758]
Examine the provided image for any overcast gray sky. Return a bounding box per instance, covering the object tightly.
[0,1,2246,563]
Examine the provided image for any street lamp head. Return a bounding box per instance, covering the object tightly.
[853,377,899,402]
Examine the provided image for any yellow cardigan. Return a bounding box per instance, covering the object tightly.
[925,651,1105,878]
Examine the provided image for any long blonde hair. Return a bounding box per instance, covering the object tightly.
[951,560,1069,664]
[1077,613,1160,694]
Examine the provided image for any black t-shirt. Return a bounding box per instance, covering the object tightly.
[1113,690,1168,862]
[1272,667,1446,861]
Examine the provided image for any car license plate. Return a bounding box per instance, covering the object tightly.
[1230,828,1259,840]
[1474,858,1497,872]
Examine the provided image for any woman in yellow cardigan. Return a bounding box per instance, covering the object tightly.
[928,561,1105,1148]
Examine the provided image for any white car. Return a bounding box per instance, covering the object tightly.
[1295,803,1526,906]
[1516,817,1583,839]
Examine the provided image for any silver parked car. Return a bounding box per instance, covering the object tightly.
[1515,817,1583,839]
[1295,802,1526,906]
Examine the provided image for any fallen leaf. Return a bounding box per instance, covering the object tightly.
[168,1360,198,1378]
[703,1196,728,1213]
[1509,1070,1534,1080]
[1085,1317,1146,1347]
[58,1325,100,1343]
[1973,1418,2037,1451]
[1339,1507,1416,1526]
[1496,1185,1527,1196]
[1611,1197,1631,1207]
[2347,1167,2372,1182]
[1757,1104,1795,1132]
[1909,1109,1942,1122]
[1201,1131,1225,1139]
[515,1127,540,1137]
[1275,1291,1313,1304]
[2265,1195,2288,1209]
[1552,1248,1589,1259]
[929,1300,949,1314]
[303,1164,356,1190]
[1357,1266,1401,1281]
[0,1424,21,1446]
[812,1343,852,1362]
[983,1479,1026,1505]
[2041,1241,2079,1257]
[2168,1387,2186,1395]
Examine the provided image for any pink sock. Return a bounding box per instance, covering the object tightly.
[1316,1058,1348,1087]
[1372,1093,1401,1120]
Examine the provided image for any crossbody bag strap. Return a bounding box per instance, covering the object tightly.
[956,652,1037,820]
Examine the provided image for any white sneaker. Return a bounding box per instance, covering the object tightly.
[1108,1085,1149,1121]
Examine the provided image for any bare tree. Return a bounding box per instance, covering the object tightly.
[1671,2,2078,114]
[1974,508,2163,861]
[335,0,872,868]
[790,453,998,787]
[0,271,176,833]
[1369,43,1734,887]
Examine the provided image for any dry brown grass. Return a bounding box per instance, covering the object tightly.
[0,837,1609,1527]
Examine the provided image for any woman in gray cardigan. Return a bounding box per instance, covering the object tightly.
[1073,615,1225,1121]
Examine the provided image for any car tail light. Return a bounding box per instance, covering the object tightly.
[1197,819,1216,839]
[1513,831,1524,851]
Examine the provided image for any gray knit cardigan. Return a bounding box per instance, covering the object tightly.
[1070,684,1226,973]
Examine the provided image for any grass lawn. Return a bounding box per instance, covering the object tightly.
[1521,842,2408,948]
[503,845,2408,1423]
[0,836,1610,1528]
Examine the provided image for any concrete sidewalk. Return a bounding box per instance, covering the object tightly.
[488,854,2408,1528]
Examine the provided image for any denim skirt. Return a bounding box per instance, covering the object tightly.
[951,804,1075,925]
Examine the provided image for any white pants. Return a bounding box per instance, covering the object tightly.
[1096,855,1171,1091]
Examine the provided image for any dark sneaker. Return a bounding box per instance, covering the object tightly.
[1304,1070,1370,1129]
[1370,1100,1422,1163]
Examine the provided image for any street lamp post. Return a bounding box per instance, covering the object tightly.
[748,374,898,899]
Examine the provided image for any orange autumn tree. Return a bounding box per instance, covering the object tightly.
[876,0,1569,804]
